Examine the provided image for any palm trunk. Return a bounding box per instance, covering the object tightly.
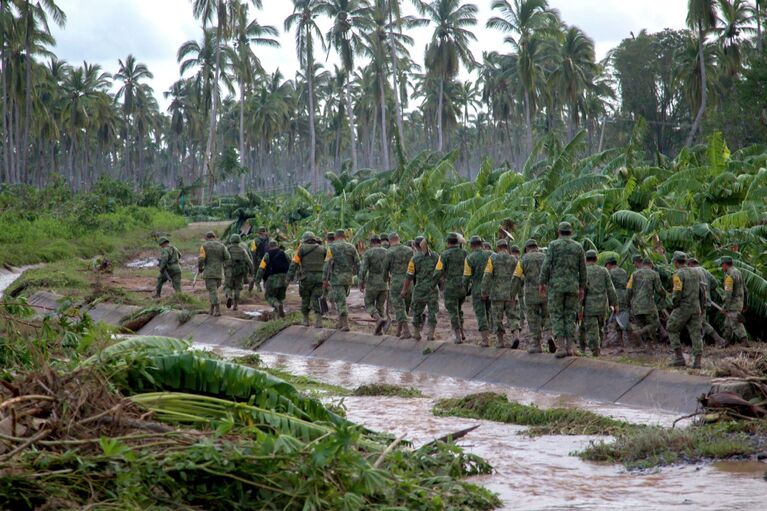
[378,71,389,170]
[344,78,358,172]
[758,0,763,53]
[568,102,576,141]
[307,51,318,191]
[21,1,31,182]
[239,85,246,194]
[387,4,405,156]
[203,27,223,203]
[436,77,444,152]
[685,23,707,147]
[1,37,8,183]
[524,89,533,155]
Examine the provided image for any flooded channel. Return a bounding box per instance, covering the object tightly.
[196,345,767,510]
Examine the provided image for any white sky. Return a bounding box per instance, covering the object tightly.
[50,0,689,110]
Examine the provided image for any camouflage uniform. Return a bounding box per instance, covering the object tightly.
[383,237,414,338]
[255,244,289,317]
[627,267,666,342]
[155,237,182,296]
[667,252,705,367]
[324,233,360,331]
[482,241,517,348]
[540,222,587,357]
[579,252,617,356]
[688,261,724,343]
[463,238,492,338]
[722,258,748,343]
[511,239,548,353]
[359,241,389,334]
[607,260,630,343]
[287,232,327,327]
[406,242,439,340]
[508,246,523,332]
[434,235,467,343]
[198,233,231,316]
[226,235,254,309]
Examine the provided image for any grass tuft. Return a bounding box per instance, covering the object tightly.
[353,383,423,398]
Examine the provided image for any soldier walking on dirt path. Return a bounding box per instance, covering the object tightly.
[464,236,492,346]
[256,240,289,318]
[434,233,468,344]
[720,256,749,345]
[323,229,360,332]
[511,239,550,353]
[155,237,182,298]
[482,239,518,349]
[627,258,666,345]
[508,245,524,341]
[667,251,705,368]
[606,257,630,345]
[401,237,439,341]
[359,235,389,335]
[248,227,269,293]
[688,257,727,347]
[540,221,587,359]
[579,250,618,357]
[226,234,253,310]
[198,231,230,317]
[383,232,413,339]
[287,232,327,328]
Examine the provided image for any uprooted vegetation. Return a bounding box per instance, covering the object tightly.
[353,384,424,398]
[0,302,501,510]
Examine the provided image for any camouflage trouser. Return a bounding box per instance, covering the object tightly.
[230,271,247,301]
[444,289,466,330]
[265,274,287,309]
[579,314,605,353]
[548,291,579,340]
[389,279,409,324]
[330,284,351,316]
[506,299,521,331]
[633,310,660,341]
[156,268,181,295]
[412,294,438,328]
[365,288,387,318]
[205,278,222,306]
[223,267,233,298]
[723,311,748,342]
[471,292,490,332]
[668,307,703,356]
[525,301,547,342]
[491,300,514,334]
[299,274,324,315]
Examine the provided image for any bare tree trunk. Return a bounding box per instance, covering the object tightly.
[345,78,358,172]
[686,23,707,147]
[437,78,444,152]
[387,3,405,156]
[239,86,246,194]
[203,27,223,203]
[378,71,389,170]
[307,46,318,191]
[524,89,533,156]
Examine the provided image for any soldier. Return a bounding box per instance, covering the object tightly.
[226,234,254,310]
[287,231,327,327]
[464,236,492,346]
[540,221,587,358]
[255,240,289,317]
[401,236,439,341]
[434,233,468,343]
[359,234,389,335]
[323,229,360,332]
[380,233,390,249]
[579,250,618,357]
[720,256,748,345]
[155,237,182,298]
[667,251,706,368]
[482,239,518,348]
[606,256,630,344]
[632,254,643,272]
[198,231,231,317]
[508,244,524,343]
[627,258,666,344]
[483,241,493,252]
[383,232,413,338]
[511,239,551,353]
[326,232,335,244]
[688,257,727,346]
[248,227,269,293]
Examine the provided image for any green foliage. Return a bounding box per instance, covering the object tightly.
[353,384,424,398]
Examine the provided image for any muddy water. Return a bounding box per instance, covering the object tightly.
[0,265,39,297]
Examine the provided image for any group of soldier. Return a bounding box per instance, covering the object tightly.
[156,220,749,368]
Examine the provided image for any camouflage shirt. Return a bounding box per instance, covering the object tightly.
[324,240,360,286]
[359,246,389,292]
[510,250,546,305]
[407,251,439,300]
[228,242,254,277]
[671,266,704,311]
[435,246,467,295]
[198,240,231,280]
[287,242,326,282]
[540,236,587,293]
[159,245,181,273]
[482,252,517,301]
[609,266,629,309]
[463,249,492,296]
[627,268,666,315]
[723,266,745,312]
[584,264,617,315]
[383,245,414,286]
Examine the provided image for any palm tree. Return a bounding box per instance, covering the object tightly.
[418,0,478,152]
[717,0,755,77]
[487,0,558,155]
[114,54,153,182]
[285,0,324,191]
[552,26,597,140]
[685,0,718,146]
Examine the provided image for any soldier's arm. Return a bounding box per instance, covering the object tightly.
[723,273,734,309]
[322,248,334,283]
[159,249,169,270]
[540,250,552,287]
[352,246,361,275]
[481,257,494,297]
[401,258,415,297]
[433,255,445,283]
[197,245,206,272]
[462,258,473,292]
[577,247,587,290]
[246,250,255,274]
[358,252,369,288]
[654,273,667,299]
[626,274,634,302]
[510,260,524,297]
[606,270,618,308]
[223,246,231,262]
[671,272,683,307]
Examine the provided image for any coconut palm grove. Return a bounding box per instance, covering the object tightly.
[0,0,767,509]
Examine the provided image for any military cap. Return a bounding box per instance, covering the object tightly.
[158,236,169,245]
[414,235,425,245]
[470,235,483,245]
[230,234,241,243]
[585,249,598,260]
[335,229,346,238]
[326,232,335,240]
[643,257,654,265]
[672,251,687,262]
[688,256,699,264]
[257,227,267,233]
[301,231,316,242]
[370,234,381,242]
[605,256,618,265]
[632,254,643,263]
[204,231,216,239]
[496,239,509,247]
[446,232,459,243]
[558,221,573,233]
[510,245,521,254]
[389,231,400,239]
[524,238,538,249]
[268,240,279,248]
[380,233,389,241]
[721,256,733,265]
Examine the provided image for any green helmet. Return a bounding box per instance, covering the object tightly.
[496,239,509,248]
[606,256,618,265]
[446,232,459,244]
[301,231,316,243]
[158,236,169,245]
[558,221,573,233]
[524,238,538,249]
[672,251,687,262]
[721,256,733,265]
[585,249,598,260]
[229,234,241,244]
[510,245,521,254]
[632,254,643,263]
[469,235,483,245]
[204,231,216,239]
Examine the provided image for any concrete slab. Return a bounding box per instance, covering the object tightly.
[617,369,711,414]
[187,316,256,346]
[475,351,576,390]
[310,331,385,363]
[172,314,210,339]
[539,358,653,403]
[137,311,183,336]
[27,292,61,313]
[413,343,504,380]
[258,325,332,356]
[358,336,437,371]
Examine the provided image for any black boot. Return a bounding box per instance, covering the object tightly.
[670,348,686,367]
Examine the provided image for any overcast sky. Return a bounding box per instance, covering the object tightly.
[50,0,689,109]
